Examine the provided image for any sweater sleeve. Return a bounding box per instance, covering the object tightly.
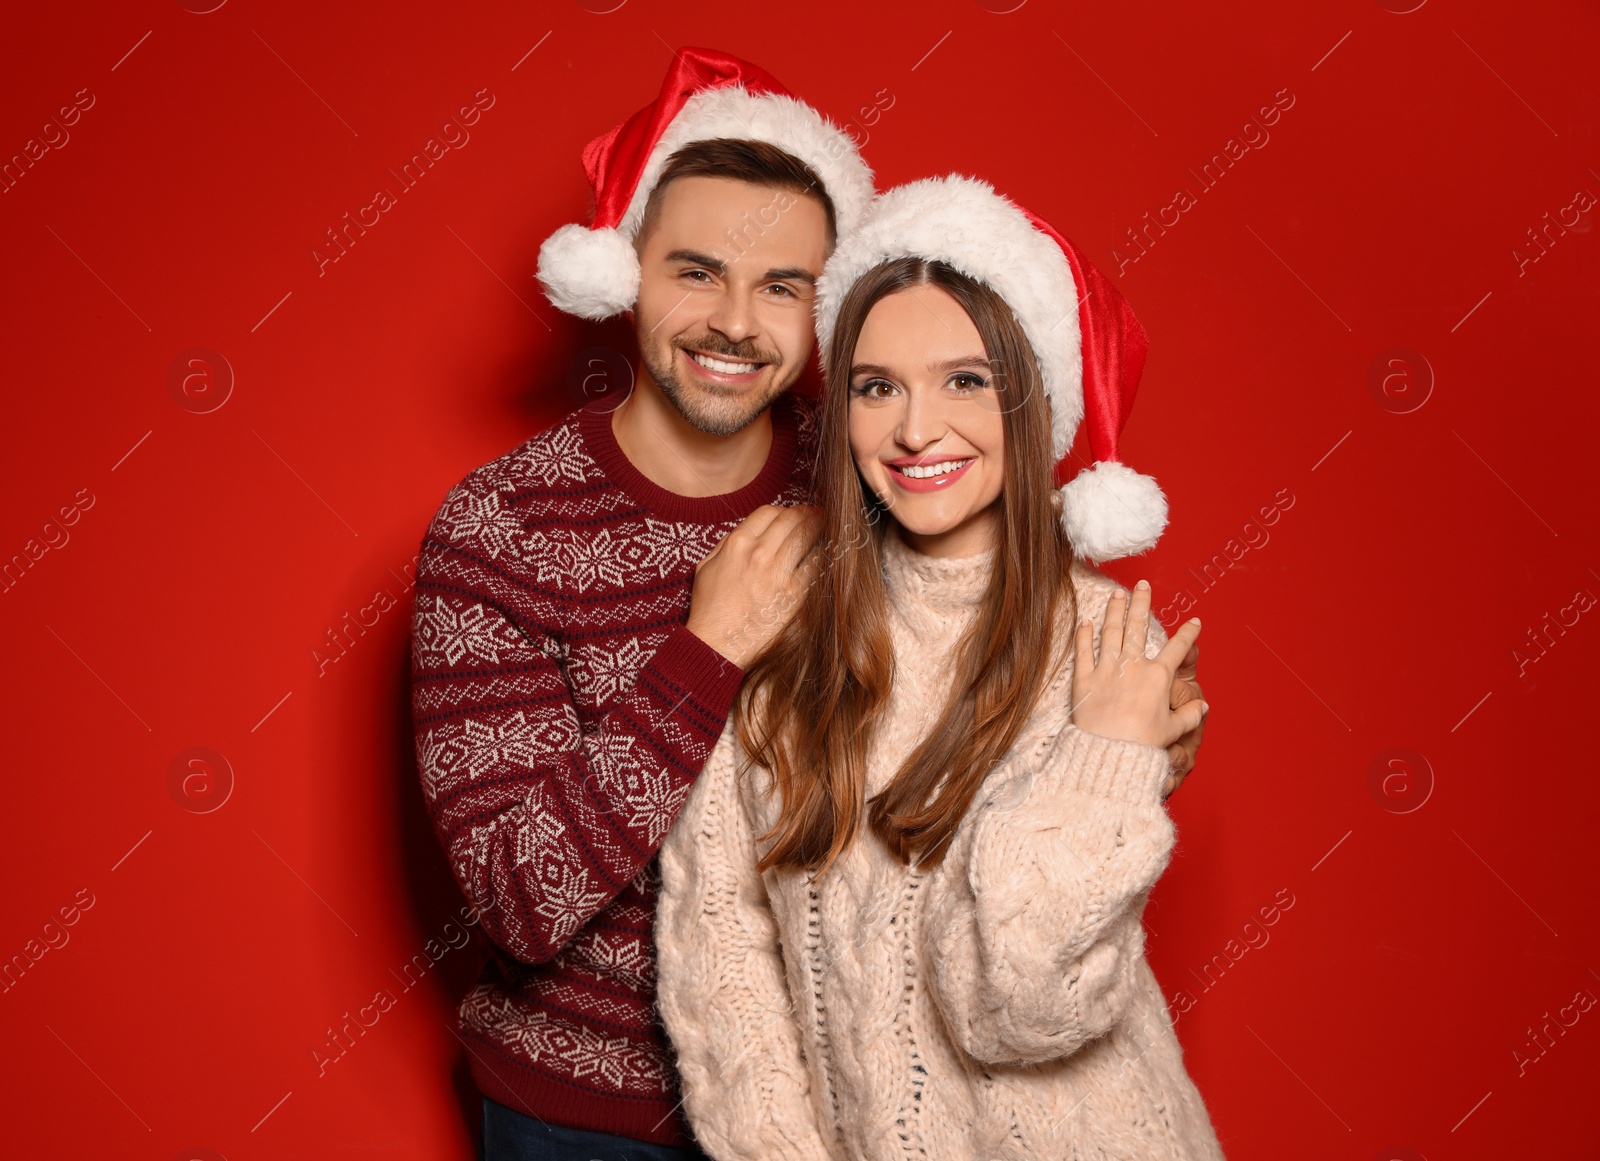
[920,613,1178,1067]
[411,477,743,966]
[656,729,837,1161]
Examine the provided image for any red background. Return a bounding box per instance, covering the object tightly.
[2,1,1596,1158]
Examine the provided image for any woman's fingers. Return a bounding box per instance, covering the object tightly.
[1125,580,1153,659]
[1170,696,1209,740]
[1073,614,1097,683]
[1158,617,1203,675]
[1100,587,1128,663]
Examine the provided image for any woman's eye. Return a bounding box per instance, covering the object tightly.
[950,373,989,392]
[852,379,896,398]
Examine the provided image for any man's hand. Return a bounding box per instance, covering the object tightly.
[685,504,822,669]
[1161,637,1207,798]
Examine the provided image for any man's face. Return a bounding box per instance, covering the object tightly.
[632,175,830,436]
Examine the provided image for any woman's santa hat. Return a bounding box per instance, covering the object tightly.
[537,47,875,320]
[815,175,1168,562]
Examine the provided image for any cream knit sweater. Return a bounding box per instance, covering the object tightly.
[656,530,1225,1161]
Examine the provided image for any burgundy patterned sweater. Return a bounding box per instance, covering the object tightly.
[411,393,816,1145]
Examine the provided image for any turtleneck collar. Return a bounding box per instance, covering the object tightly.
[879,521,994,615]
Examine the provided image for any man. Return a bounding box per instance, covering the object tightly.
[411,48,1205,1161]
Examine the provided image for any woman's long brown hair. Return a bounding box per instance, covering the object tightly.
[734,257,1078,873]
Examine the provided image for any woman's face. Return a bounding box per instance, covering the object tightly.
[847,285,1006,558]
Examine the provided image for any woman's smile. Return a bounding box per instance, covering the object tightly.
[884,454,976,490]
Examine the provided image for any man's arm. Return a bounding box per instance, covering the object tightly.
[411,481,743,965]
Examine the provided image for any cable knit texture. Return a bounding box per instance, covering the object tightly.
[656,529,1225,1160]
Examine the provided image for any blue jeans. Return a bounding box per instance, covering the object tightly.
[480,1098,711,1161]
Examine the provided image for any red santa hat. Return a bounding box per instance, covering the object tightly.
[536,47,875,320]
[814,175,1167,562]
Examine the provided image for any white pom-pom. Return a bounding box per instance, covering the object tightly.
[1060,460,1169,561]
[536,224,640,320]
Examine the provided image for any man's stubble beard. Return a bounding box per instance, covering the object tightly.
[639,331,796,437]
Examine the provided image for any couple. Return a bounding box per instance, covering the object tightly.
[411,48,1222,1161]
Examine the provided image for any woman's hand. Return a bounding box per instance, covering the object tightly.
[1072,579,1208,752]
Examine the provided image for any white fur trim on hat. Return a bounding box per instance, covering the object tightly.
[615,86,874,245]
[815,174,1084,461]
[1060,460,1169,561]
[536,86,875,320]
[536,224,641,320]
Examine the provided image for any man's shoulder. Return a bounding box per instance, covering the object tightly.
[447,405,603,502]
[785,390,820,447]
[421,404,615,561]
[780,391,821,496]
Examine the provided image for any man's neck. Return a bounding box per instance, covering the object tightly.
[610,375,775,498]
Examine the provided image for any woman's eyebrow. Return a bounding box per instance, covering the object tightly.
[928,355,992,372]
[850,355,992,378]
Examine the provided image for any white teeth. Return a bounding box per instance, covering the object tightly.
[900,459,972,479]
[690,351,761,375]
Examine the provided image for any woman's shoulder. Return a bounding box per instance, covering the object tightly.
[1069,558,1115,600]
[1066,560,1120,631]
[1065,560,1169,651]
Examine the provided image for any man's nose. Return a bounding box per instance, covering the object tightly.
[705,286,757,344]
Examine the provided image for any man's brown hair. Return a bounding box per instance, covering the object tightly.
[636,138,838,247]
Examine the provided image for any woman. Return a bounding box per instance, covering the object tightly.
[655,175,1225,1160]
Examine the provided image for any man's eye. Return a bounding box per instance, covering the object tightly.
[765,283,795,297]
[682,269,712,282]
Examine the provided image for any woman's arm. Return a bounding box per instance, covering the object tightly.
[921,611,1178,1067]
[655,727,836,1161]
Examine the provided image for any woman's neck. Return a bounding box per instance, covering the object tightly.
[896,504,1001,559]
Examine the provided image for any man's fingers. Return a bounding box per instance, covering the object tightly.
[731,502,787,542]
[1168,727,1198,775]
[694,533,728,572]
[1169,674,1201,709]
[789,541,826,594]
[773,505,823,565]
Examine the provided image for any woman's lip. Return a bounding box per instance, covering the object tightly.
[884,458,975,493]
[680,348,768,384]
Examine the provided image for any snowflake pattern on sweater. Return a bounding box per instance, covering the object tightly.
[411,393,817,1145]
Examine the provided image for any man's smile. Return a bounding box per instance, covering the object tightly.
[679,346,773,385]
